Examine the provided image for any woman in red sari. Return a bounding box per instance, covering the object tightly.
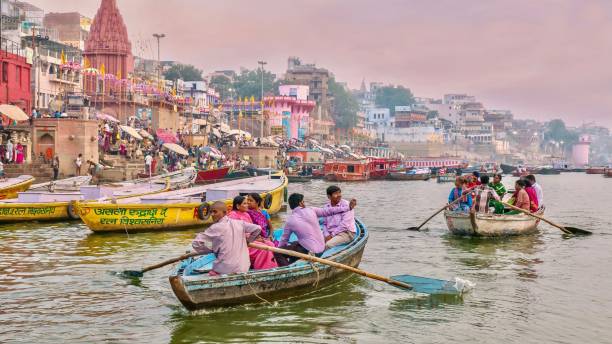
[228,195,278,270]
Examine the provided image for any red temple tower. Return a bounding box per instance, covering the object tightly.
[83,0,133,95]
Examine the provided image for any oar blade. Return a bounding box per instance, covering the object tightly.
[119,270,144,279]
[405,226,420,231]
[390,275,464,295]
[565,227,593,235]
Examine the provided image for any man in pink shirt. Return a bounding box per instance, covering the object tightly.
[322,185,356,250]
[275,193,356,266]
[192,201,262,275]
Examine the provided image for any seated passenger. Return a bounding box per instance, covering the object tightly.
[448,176,473,212]
[275,193,356,267]
[471,175,500,214]
[523,179,540,213]
[507,180,531,213]
[322,185,357,250]
[246,193,278,270]
[191,201,262,276]
[525,174,544,208]
[488,173,506,214]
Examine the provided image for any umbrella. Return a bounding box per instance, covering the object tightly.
[156,129,178,143]
[162,143,189,156]
[211,128,222,138]
[96,112,119,123]
[120,125,143,140]
[139,129,154,140]
[0,104,29,121]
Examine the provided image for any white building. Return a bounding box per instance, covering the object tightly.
[180,80,219,110]
[279,84,309,100]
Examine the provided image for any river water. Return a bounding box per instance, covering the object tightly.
[1,173,611,343]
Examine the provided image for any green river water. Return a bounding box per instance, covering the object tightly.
[1,173,611,343]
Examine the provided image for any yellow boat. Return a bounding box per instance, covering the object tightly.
[0,175,35,200]
[76,173,288,233]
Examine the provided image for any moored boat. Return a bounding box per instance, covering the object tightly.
[437,173,457,183]
[287,174,313,183]
[324,160,369,181]
[169,218,368,310]
[605,168,612,178]
[29,176,92,192]
[75,173,288,233]
[0,178,170,223]
[387,168,431,181]
[0,175,35,200]
[586,167,606,174]
[444,210,541,236]
[195,166,230,184]
[500,163,516,174]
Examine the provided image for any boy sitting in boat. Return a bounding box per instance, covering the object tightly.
[322,185,356,250]
[448,176,472,212]
[191,201,262,276]
[275,193,356,267]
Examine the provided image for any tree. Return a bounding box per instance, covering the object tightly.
[329,78,359,128]
[208,75,233,101]
[163,63,203,81]
[375,85,414,114]
[543,119,579,150]
[232,69,279,99]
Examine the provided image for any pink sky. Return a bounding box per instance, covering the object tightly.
[29,0,612,128]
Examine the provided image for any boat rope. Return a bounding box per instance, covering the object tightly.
[309,252,320,289]
[245,273,273,306]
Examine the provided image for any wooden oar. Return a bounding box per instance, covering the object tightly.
[406,186,474,231]
[501,202,592,235]
[249,242,461,295]
[120,251,203,278]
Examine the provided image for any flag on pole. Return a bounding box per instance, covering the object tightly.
[117,69,122,80]
[100,63,106,76]
[83,57,90,69]
[60,50,66,65]
[250,95,255,104]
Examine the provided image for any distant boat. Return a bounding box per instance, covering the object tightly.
[586,167,606,174]
[195,166,230,184]
[324,160,370,181]
[387,168,431,181]
[445,210,542,236]
[0,175,35,200]
[500,164,516,174]
[437,173,457,183]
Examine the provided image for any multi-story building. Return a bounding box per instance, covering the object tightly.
[179,80,219,111]
[43,12,91,50]
[0,42,32,113]
[415,97,460,125]
[284,57,334,139]
[394,106,427,128]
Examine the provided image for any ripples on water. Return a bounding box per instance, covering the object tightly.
[1,174,611,343]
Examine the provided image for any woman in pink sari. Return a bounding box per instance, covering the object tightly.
[15,143,24,164]
[228,195,278,270]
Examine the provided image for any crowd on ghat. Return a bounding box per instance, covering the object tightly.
[448,172,544,215]
[191,185,357,275]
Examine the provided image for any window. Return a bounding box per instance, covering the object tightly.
[347,165,355,173]
[2,62,8,82]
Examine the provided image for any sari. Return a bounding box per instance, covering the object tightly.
[230,209,277,270]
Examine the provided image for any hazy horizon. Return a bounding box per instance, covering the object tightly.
[27,0,612,128]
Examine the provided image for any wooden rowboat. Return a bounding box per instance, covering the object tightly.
[287,174,313,183]
[29,176,92,192]
[605,169,612,178]
[169,219,368,310]
[387,172,431,181]
[586,167,606,174]
[0,175,35,200]
[76,174,288,233]
[444,210,541,236]
[436,174,456,183]
[195,166,230,184]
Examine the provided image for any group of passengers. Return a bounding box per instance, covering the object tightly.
[191,185,357,276]
[448,172,544,215]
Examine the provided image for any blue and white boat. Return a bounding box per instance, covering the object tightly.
[169,219,369,310]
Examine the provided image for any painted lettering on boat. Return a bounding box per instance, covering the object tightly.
[0,207,57,216]
[96,207,168,226]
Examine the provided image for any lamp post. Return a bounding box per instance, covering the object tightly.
[258,60,267,138]
[152,33,165,89]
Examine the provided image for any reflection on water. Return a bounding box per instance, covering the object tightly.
[1,174,612,343]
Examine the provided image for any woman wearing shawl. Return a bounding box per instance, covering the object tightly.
[228,195,278,270]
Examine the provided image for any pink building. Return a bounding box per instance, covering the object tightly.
[265,85,314,140]
[571,135,590,167]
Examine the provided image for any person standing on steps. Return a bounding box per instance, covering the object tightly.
[52,156,60,180]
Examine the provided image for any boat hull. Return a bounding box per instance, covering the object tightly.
[325,173,369,181]
[169,219,368,310]
[287,175,313,183]
[195,167,230,184]
[586,167,606,174]
[0,176,34,200]
[387,172,430,181]
[77,176,288,232]
[437,174,456,183]
[444,210,540,236]
[0,202,70,222]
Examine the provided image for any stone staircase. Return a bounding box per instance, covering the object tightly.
[98,154,146,182]
[4,162,54,182]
